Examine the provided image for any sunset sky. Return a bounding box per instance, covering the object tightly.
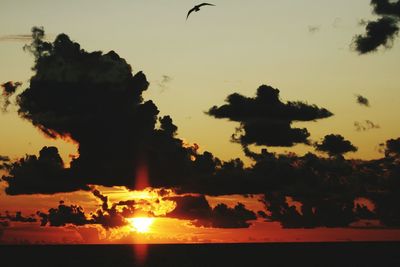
[1,0,400,244]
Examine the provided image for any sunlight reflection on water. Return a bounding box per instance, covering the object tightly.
[132,244,148,266]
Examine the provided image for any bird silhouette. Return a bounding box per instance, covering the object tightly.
[186,3,215,20]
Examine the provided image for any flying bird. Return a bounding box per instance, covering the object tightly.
[186,3,215,20]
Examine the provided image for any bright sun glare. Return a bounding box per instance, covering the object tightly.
[129,217,154,233]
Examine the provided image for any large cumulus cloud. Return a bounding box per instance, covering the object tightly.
[1,27,213,194]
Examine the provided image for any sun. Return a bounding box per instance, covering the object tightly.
[129,217,155,233]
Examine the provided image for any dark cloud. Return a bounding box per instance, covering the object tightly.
[2,146,88,195]
[364,143,400,227]
[1,81,22,111]
[315,134,358,157]
[22,137,400,230]
[166,195,256,228]
[166,195,212,221]
[159,115,178,137]
[383,137,400,158]
[262,193,357,228]
[354,120,380,131]
[354,0,400,54]
[356,94,370,107]
[1,81,21,95]
[371,0,400,16]
[0,155,10,170]
[92,188,109,211]
[0,155,10,161]
[354,17,399,53]
[208,203,257,228]
[91,208,128,229]
[37,201,91,227]
[207,85,333,148]
[184,150,387,229]
[253,153,380,228]
[256,140,399,228]
[242,146,275,162]
[37,197,129,229]
[1,27,213,194]
[90,190,130,228]
[0,211,37,223]
[256,154,357,226]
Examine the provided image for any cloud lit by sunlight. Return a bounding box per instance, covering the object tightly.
[97,187,177,216]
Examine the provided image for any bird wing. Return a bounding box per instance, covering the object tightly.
[186,7,196,20]
[198,3,215,8]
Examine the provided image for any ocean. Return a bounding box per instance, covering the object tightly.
[1,242,400,267]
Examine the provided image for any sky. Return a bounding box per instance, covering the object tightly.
[1,0,400,244]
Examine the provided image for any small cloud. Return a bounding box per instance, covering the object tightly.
[0,211,37,223]
[355,94,370,107]
[161,75,172,84]
[1,81,22,111]
[308,25,321,34]
[314,134,357,157]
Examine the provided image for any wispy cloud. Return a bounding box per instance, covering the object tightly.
[354,120,380,132]
[0,33,51,42]
[308,25,321,34]
[158,75,173,92]
[0,34,32,42]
